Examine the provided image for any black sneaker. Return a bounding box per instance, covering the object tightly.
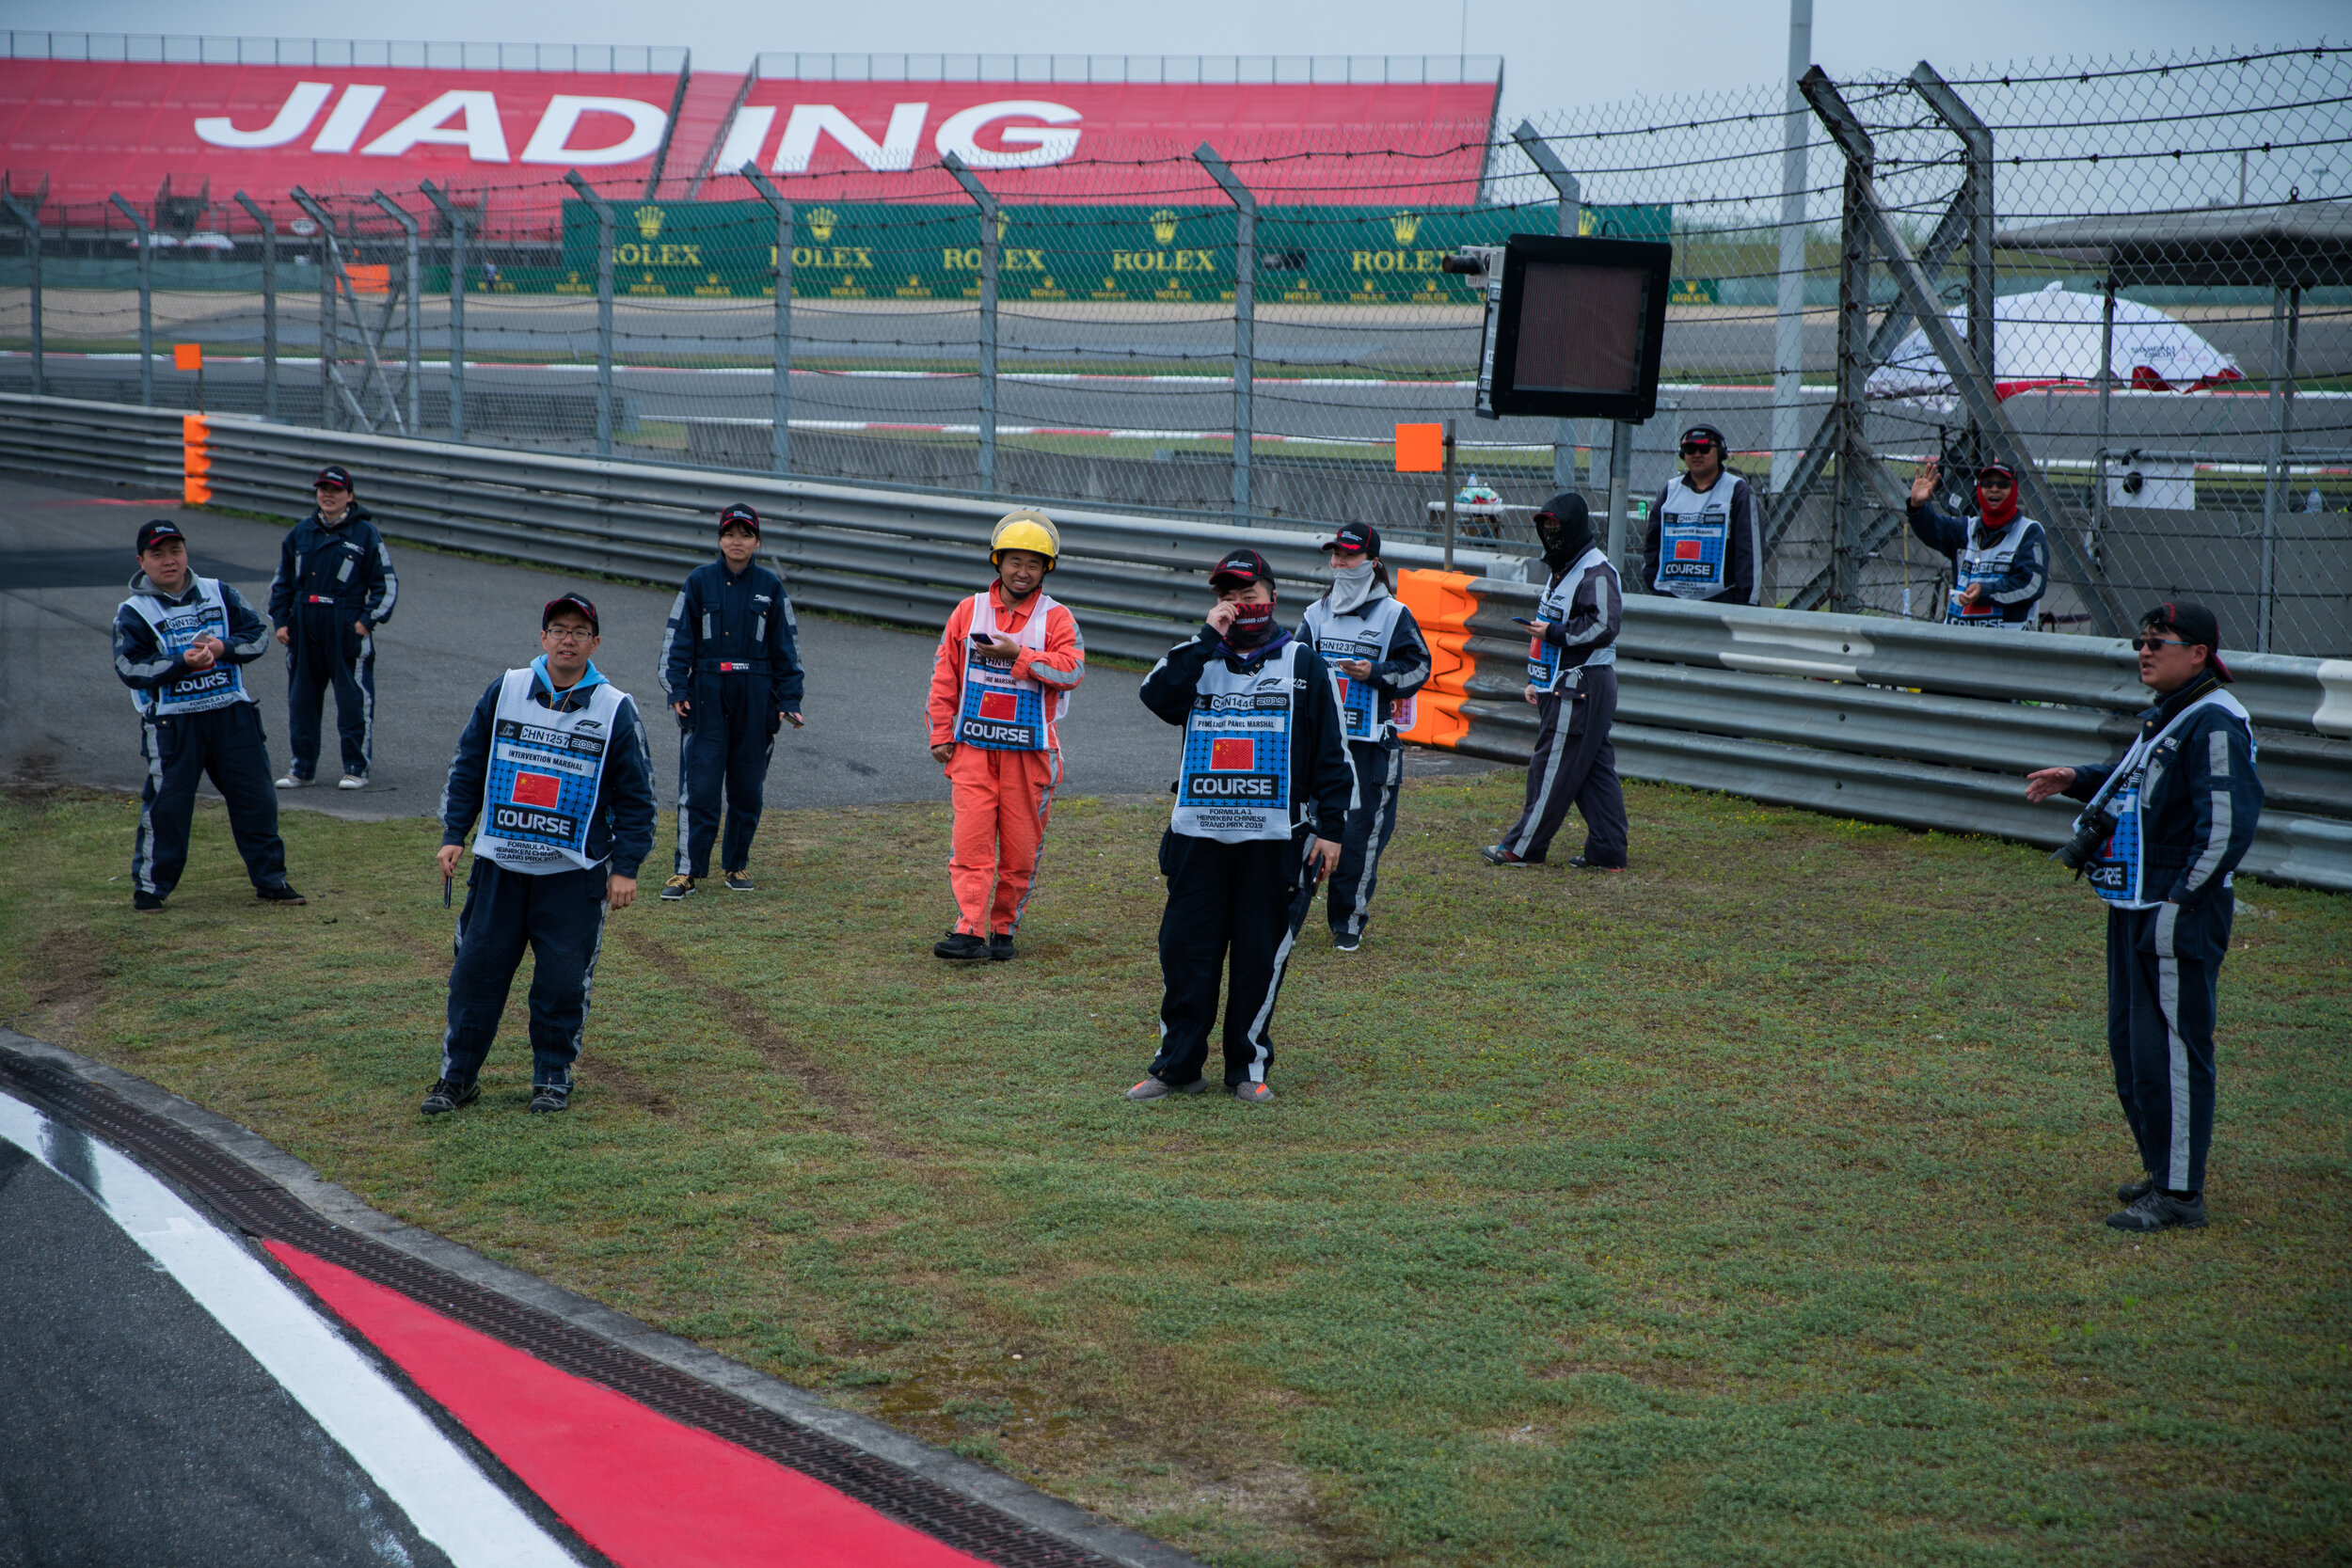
[934,930,990,960]
[723,872,755,893]
[1333,931,1361,952]
[1567,855,1627,872]
[420,1077,479,1115]
[529,1084,571,1114]
[2117,1172,2158,1205]
[256,883,307,905]
[134,891,167,912]
[660,875,696,901]
[988,933,1017,961]
[2106,1190,2207,1232]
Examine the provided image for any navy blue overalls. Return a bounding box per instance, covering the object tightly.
[659,560,805,878]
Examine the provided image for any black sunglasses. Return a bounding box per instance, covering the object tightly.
[2130,635,2190,652]
[1678,442,1718,456]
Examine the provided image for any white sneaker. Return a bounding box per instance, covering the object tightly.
[276,774,313,789]
[337,774,368,790]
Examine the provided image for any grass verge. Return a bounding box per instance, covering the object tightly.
[2,775,2345,1566]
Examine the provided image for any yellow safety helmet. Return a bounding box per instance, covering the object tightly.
[990,508,1060,570]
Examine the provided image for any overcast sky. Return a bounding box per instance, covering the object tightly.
[7,0,2339,103]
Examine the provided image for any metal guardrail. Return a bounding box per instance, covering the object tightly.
[5,392,2348,893]
[1422,578,2352,895]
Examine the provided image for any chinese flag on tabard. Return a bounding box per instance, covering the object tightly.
[512,772,562,808]
[978,690,1019,721]
[1675,539,1705,560]
[1210,737,1255,770]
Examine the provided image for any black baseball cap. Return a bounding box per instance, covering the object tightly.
[719,503,761,537]
[1208,547,1274,589]
[1314,520,1380,557]
[2141,600,2233,683]
[1678,424,1726,452]
[135,519,185,554]
[314,465,353,491]
[1977,462,2017,484]
[542,592,601,634]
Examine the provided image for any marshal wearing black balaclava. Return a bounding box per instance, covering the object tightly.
[1534,491,1594,572]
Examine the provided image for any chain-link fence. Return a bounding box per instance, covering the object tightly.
[3,42,2345,653]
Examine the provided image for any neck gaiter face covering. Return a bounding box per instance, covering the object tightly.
[1226,600,1277,650]
[1976,484,2021,530]
[1327,562,1377,615]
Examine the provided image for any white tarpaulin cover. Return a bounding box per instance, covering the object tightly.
[1867,280,2243,400]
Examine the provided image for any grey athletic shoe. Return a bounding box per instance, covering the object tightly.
[337,774,368,791]
[529,1084,571,1115]
[420,1078,479,1115]
[1479,844,1533,867]
[1232,1082,1276,1104]
[1125,1076,1207,1101]
[2105,1190,2206,1232]
[2116,1172,2158,1205]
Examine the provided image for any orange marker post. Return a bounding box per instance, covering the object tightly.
[173,342,204,413]
[182,414,211,507]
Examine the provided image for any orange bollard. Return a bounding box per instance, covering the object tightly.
[1392,568,1481,749]
[182,413,212,506]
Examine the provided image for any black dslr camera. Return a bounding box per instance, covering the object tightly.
[2049,802,2117,876]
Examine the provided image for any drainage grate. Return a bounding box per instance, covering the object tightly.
[0,1049,1122,1568]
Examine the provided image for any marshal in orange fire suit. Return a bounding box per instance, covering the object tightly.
[925,511,1086,960]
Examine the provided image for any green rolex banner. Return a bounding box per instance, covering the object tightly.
[555,200,1677,304]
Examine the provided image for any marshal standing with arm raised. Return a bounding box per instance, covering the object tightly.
[423,594,657,1117]
[1906,458,2048,630]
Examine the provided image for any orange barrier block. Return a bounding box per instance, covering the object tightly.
[182,414,211,506]
[1392,568,1481,749]
[347,263,391,295]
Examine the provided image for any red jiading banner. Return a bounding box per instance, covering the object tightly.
[0,60,1501,222]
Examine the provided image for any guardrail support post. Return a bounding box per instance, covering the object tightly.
[564,171,616,457]
[1195,144,1257,527]
[371,192,421,438]
[109,194,154,406]
[419,181,465,441]
[2,192,40,397]
[736,166,796,477]
[232,192,277,420]
[942,152,998,496]
[1512,121,1583,499]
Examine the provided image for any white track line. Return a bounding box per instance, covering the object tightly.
[0,1092,580,1568]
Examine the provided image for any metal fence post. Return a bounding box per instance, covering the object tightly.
[942,152,998,495]
[1195,144,1257,527]
[109,194,154,406]
[1910,64,1994,474]
[420,181,465,441]
[1831,154,1871,613]
[1512,121,1582,499]
[563,170,615,457]
[233,192,277,420]
[1771,0,1813,495]
[1,192,40,397]
[2260,283,2300,655]
[737,166,796,477]
[371,193,421,437]
[1606,420,1633,577]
